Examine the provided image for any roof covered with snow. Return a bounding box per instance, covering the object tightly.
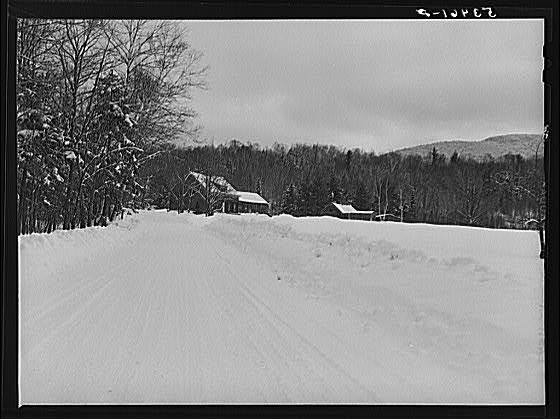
[332,203,356,213]
[234,191,269,205]
[188,171,268,204]
[189,171,237,194]
[331,202,373,215]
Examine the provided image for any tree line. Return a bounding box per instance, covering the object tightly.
[141,139,545,230]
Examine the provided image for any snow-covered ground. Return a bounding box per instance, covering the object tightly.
[19,210,544,404]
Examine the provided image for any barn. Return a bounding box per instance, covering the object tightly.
[223,191,270,214]
[186,171,270,215]
[323,202,374,221]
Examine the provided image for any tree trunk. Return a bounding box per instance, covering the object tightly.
[384,178,389,219]
[46,215,53,233]
[29,179,38,234]
[87,192,95,227]
[79,194,86,228]
[18,167,29,235]
[399,188,404,222]
[101,190,109,218]
[63,161,76,229]
[110,204,118,222]
[72,170,86,228]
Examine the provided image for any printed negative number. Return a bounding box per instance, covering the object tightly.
[416,7,496,18]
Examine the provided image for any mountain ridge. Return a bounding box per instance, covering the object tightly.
[395,133,543,160]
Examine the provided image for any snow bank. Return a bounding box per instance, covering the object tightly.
[204,213,544,403]
[19,212,140,277]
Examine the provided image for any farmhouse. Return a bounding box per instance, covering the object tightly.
[323,202,374,221]
[223,191,270,214]
[186,171,270,215]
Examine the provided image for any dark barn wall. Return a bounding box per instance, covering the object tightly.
[349,213,372,221]
[240,202,269,214]
[223,199,269,215]
[322,203,344,219]
[167,192,207,213]
[189,195,207,214]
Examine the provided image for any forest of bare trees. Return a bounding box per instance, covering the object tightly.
[142,138,546,234]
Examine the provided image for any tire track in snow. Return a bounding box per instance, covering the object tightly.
[206,236,378,402]
[182,229,326,402]
[204,223,434,401]
[194,255,275,402]
[108,236,169,401]
[22,247,144,362]
[21,243,149,402]
[119,222,202,403]
[21,249,139,330]
[180,254,205,402]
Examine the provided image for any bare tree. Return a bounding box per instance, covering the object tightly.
[107,20,208,146]
[453,162,490,226]
[49,19,114,229]
[16,19,208,233]
[494,126,547,258]
[17,19,65,234]
[202,173,224,216]
[371,153,400,219]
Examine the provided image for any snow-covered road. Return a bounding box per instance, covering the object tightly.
[19,211,544,404]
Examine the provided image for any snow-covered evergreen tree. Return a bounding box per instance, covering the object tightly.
[281,184,299,215]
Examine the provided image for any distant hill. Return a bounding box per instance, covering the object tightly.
[395,134,544,161]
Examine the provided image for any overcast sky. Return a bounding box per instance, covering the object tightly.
[183,19,543,153]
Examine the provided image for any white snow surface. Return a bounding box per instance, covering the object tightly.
[19,211,544,404]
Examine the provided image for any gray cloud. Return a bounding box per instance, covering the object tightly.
[185,19,543,151]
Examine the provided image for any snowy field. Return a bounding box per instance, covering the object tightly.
[19,210,544,404]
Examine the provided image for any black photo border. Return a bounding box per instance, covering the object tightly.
[2,1,558,418]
